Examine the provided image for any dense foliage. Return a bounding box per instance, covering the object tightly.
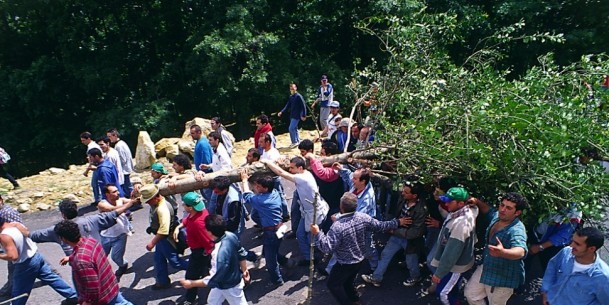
[1,0,608,226]
[356,7,609,222]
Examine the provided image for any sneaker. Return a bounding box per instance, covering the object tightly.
[289,143,299,149]
[402,277,421,287]
[115,263,129,277]
[361,274,381,287]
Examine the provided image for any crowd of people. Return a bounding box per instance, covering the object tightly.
[1,75,609,305]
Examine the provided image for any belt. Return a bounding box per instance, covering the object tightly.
[262,223,282,231]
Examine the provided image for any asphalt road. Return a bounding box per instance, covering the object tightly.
[0,180,545,305]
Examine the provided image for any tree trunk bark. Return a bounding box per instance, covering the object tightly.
[157,147,392,196]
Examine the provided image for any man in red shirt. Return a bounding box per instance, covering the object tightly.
[54,219,133,305]
[174,192,214,305]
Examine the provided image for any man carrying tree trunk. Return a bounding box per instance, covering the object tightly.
[261,156,329,266]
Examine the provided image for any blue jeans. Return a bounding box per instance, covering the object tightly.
[91,170,101,202]
[263,231,284,284]
[289,118,300,144]
[201,188,213,203]
[12,252,77,305]
[290,191,301,233]
[273,177,289,219]
[101,233,128,268]
[366,233,378,270]
[121,174,133,197]
[426,228,440,275]
[109,292,134,305]
[154,238,189,285]
[297,218,312,259]
[372,236,419,281]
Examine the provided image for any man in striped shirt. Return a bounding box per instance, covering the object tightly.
[55,220,133,305]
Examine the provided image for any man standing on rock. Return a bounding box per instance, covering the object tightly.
[107,128,135,196]
[87,148,124,200]
[0,212,79,305]
[278,83,307,148]
[81,131,102,205]
[311,75,334,130]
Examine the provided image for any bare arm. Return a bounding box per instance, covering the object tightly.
[0,234,18,261]
[260,159,295,182]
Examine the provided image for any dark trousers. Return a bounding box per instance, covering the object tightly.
[327,261,363,305]
[0,164,18,187]
[184,248,211,301]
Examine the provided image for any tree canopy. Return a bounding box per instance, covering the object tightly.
[1,0,609,223]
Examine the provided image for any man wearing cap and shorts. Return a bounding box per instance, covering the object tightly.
[312,75,334,130]
[174,192,214,305]
[140,184,188,290]
[430,187,478,305]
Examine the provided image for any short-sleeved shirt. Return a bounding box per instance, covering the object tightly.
[480,214,528,288]
[260,148,281,161]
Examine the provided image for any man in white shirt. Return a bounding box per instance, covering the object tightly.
[97,184,135,278]
[200,131,232,172]
[106,128,135,195]
[259,133,281,161]
[97,137,124,187]
[261,157,329,266]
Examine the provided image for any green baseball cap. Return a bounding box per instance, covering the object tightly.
[182,192,205,212]
[439,187,469,202]
[151,162,168,175]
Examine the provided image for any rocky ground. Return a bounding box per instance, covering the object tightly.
[0,129,319,213]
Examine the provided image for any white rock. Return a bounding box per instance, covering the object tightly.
[17,203,30,213]
[36,203,51,211]
[32,192,45,198]
[135,131,157,171]
[48,167,66,175]
[16,198,33,205]
[63,194,81,203]
[181,117,213,139]
[178,139,195,158]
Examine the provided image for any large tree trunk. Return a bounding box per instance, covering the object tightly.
[157,147,392,196]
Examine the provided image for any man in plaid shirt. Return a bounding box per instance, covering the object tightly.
[55,219,133,305]
[310,192,409,305]
[464,192,528,305]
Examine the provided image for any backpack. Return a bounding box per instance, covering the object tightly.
[0,147,10,165]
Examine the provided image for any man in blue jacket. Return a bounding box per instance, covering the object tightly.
[278,83,307,148]
[541,227,609,305]
[180,214,249,305]
[87,148,124,199]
